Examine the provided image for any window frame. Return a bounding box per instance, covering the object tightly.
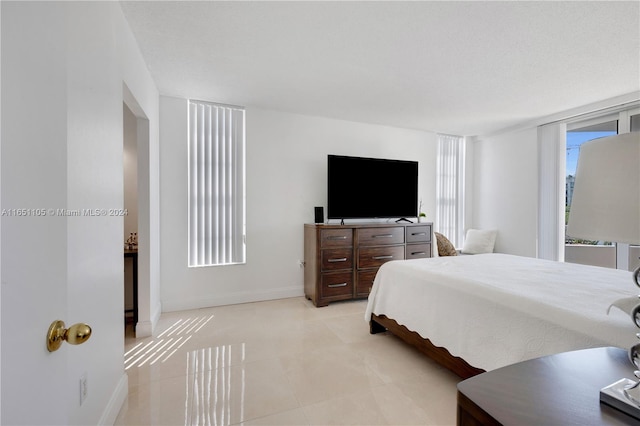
[187,100,246,267]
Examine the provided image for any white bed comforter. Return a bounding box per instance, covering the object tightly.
[365,253,639,371]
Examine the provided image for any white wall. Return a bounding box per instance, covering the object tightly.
[66,4,160,424]
[470,96,640,259]
[160,96,437,311]
[1,2,159,425]
[121,40,162,338]
[470,128,538,257]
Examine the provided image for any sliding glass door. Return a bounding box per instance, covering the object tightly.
[564,108,640,271]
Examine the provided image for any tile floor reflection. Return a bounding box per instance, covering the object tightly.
[115,297,460,425]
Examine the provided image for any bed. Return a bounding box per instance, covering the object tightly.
[365,253,639,379]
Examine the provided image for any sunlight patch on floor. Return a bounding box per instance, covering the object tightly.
[125,314,214,369]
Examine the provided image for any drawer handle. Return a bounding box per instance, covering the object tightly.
[372,234,393,238]
[411,252,426,256]
[411,232,427,236]
[327,236,347,240]
[327,258,348,263]
[372,255,393,260]
[328,282,348,288]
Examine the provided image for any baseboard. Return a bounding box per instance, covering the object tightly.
[161,286,304,313]
[135,300,162,337]
[98,373,128,425]
[135,320,153,337]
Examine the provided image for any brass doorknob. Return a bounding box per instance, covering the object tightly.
[47,320,92,352]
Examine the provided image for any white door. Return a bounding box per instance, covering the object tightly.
[1,3,71,424]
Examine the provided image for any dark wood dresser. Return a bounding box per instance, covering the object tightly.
[304,222,432,307]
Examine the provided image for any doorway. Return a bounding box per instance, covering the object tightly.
[123,103,139,336]
[122,84,152,338]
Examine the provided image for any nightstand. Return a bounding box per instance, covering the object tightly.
[457,347,637,425]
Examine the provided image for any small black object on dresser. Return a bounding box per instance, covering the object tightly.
[314,206,324,224]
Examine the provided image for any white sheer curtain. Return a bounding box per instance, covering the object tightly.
[537,122,566,261]
[188,100,246,267]
[436,134,466,248]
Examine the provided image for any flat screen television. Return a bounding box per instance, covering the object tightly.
[327,155,418,220]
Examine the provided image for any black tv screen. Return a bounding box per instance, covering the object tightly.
[327,155,418,219]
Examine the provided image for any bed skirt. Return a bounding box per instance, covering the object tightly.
[369,313,484,379]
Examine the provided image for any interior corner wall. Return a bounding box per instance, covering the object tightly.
[471,127,538,257]
[159,96,437,311]
[70,3,159,424]
[120,10,162,338]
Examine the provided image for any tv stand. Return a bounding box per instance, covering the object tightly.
[304,222,433,307]
[395,217,413,223]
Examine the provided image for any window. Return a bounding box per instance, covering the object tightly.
[436,134,466,248]
[563,108,640,271]
[565,118,617,241]
[188,100,246,267]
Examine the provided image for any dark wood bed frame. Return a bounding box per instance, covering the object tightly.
[369,313,485,380]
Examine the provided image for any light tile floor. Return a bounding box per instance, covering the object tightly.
[115,297,460,425]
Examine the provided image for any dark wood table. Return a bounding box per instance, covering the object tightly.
[457,347,639,425]
[124,249,138,329]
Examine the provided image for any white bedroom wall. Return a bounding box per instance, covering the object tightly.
[470,94,640,259]
[471,127,538,257]
[160,96,437,311]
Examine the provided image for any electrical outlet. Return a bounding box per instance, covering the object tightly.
[80,372,88,406]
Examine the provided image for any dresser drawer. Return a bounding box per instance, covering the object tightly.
[406,243,431,259]
[406,225,432,243]
[321,272,353,298]
[358,245,405,269]
[305,222,432,307]
[357,270,378,296]
[357,227,404,246]
[321,248,353,271]
[320,229,353,248]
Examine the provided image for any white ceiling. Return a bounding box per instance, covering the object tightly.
[120,1,640,136]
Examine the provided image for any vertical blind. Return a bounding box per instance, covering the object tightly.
[537,122,566,261]
[436,134,466,248]
[188,100,246,267]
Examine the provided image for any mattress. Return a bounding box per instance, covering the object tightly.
[365,253,639,371]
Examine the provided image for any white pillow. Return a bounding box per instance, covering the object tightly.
[461,229,497,254]
[432,228,439,257]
